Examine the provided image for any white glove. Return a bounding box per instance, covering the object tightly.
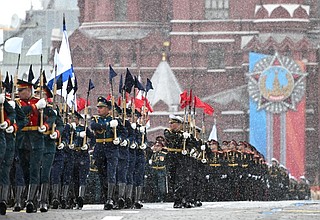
[70,122,76,130]
[113,137,120,145]
[0,93,5,104]
[53,109,57,115]
[149,159,152,165]
[38,125,47,133]
[6,125,14,133]
[201,145,206,151]
[35,98,46,109]
[183,132,190,139]
[131,122,136,129]
[8,101,16,109]
[206,175,210,180]
[81,144,88,151]
[50,131,58,139]
[140,143,147,150]
[57,143,65,150]
[110,119,118,128]
[69,144,75,150]
[120,139,128,147]
[79,131,86,138]
[0,121,8,129]
[130,143,137,149]
[190,148,195,156]
[139,126,145,133]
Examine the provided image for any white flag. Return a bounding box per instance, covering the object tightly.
[208,120,218,141]
[4,37,23,54]
[26,39,42,56]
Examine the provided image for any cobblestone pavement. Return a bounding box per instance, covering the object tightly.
[2,200,320,220]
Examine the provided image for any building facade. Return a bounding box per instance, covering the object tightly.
[65,0,320,183]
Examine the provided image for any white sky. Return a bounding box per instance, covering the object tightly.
[0,0,42,27]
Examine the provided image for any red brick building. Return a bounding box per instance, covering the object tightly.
[67,0,320,184]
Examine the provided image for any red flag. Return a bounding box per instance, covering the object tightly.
[77,97,87,112]
[189,89,193,107]
[194,96,206,108]
[117,96,122,106]
[134,97,154,113]
[106,94,111,100]
[203,102,214,116]
[180,90,189,109]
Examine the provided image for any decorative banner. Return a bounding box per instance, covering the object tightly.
[247,52,308,178]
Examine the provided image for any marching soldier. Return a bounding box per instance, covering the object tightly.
[71,111,94,209]
[15,79,55,213]
[91,96,127,210]
[0,93,26,215]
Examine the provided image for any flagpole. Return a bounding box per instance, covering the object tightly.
[11,54,21,100]
[109,66,117,139]
[0,72,4,124]
[39,55,44,127]
[201,112,207,163]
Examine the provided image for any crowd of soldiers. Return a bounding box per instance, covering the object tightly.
[0,74,312,215]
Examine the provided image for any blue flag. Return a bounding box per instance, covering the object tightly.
[146,78,153,92]
[109,65,117,83]
[66,75,73,94]
[88,79,95,92]
[73,76,78,94]
[124,68,134,94]
[119,74,123,94]
[134,76,145,91]
[28,64,34,83]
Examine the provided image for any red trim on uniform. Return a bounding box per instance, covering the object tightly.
[13,123,18,132]
[56,130,60,139]
[44,123,49,131]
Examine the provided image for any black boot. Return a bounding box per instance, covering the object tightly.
[13,186,24,212]
[134,186,143,209]
[0,185,9,215]
[39,183,50,212]
[26,184,38,213]
[76,185,86,210]
[117,183,126,209]
[60,185,69,209]
[104,183,115,210]
[51,184,60,209]
[124,184,133,209]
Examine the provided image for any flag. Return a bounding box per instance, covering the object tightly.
[73,76,78,94]
[4,37,23,54]
[119,74,123,94]
[3,72,11,93]
[194,96,206,108]
[134,76,145,91]
[146,78,153,92]
[77,97,87,111]
[66,75,73,94]
[26,39,42,56]
[180,90,189,109]
[56,74,63,90]
[47,15,76,109]
[109,65,117,83]
[134,96,153,113]
[88,79,95,92]
[208,121,218,141]
[28,64,34,83]
[124,68,134,94]
[203,102,214,116]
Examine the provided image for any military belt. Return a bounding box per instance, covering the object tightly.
[209,164,221,167]
[228,163,239,167]
[152,166,166,170]
[43,130,53,135]
[166,148,182,153]
[74,146,82,151]
[21,126,38,131]
[242,164,249,168]
[96,138,113,143]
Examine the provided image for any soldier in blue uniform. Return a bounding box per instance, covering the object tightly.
[15,79,56,213]
[71,111,94,209]
[91,96,127,210]
[0,93,27,215]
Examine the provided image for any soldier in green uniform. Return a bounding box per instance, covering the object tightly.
[149,136,168,203]
[15,79,56,213]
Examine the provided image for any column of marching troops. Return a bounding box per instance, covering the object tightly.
[0,77,312,215]
[0,73,151,215]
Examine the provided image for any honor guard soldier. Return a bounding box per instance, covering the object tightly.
[91,96,127,210]
[0,92,24,215]
[15,79,56,213]
[149,137,168,203]
[36,85,64,212]
[71,111,94,210]
[164,114,193,208]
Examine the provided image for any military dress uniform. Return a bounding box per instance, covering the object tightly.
[15,80,56,213]
[0,96,24,215]
[71,111,94,210]
[91,96,127,210]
